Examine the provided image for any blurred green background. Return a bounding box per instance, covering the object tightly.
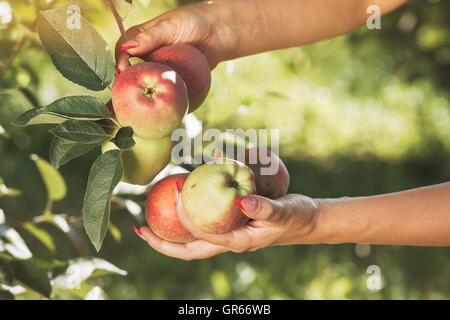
[0,0,449,299]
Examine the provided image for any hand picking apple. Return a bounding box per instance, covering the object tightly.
[125,0,450,257]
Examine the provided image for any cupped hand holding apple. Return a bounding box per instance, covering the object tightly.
[136,193,321,260]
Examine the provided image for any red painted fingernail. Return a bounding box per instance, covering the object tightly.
[132,225,142,236]
[236,196,258,212]
[120,45,138,51]
[120,40,140,51]
[215,151,221,160]
[115,66,120,77]
[175,181,182,195]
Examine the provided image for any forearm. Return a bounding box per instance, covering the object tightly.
[312,182,450,246]
[212,0,408,61]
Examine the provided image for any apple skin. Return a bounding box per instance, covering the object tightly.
[102,134,173,186]
[181,160,256,234]
[144,44,211,113]
[146,173,196,243]
[236,147,290,199]
[111,62,189,139]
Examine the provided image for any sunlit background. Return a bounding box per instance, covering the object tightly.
[0,0,449,299]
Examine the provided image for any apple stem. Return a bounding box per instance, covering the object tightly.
[105,0,127,39]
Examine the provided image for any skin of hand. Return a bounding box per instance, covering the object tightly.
[135,182,450,260]
[116,0,409,72]
[136,192,320,261]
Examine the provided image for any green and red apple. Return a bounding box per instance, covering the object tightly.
[102,134,172,186]
[236,147,290,199]
[146,173,196,243]
[144,44,211,112]
[180,160,256,234]
[111,62,188,139]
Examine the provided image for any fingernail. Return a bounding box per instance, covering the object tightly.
[132,225,142,237]
[176,181,182,195]
[236,196,258,212]
[115,65,120,77]
[120,40,140,51]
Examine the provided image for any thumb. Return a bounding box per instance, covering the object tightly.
[236,195,280,221]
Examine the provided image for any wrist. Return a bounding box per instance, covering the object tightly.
[306,196,355,245]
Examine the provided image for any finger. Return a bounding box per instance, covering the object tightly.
[138,226,228,260]
[236,195,281,221]
[116,21,174,72]
[115,26,141,72]
[174,190,255,251]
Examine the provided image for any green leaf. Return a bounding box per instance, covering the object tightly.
[0,258,14,285]
[110,126,135,150]
[49,120,110,144]
[0,225,33,259]
[22,223,56,254]
[13,96,111,126]
[82,150,123,251]
[0,178,21,197]
[32,154,67,201]
[10,259,52,298]
[50,136,96,169]
[51,257,127,290]
[37,8,115,91]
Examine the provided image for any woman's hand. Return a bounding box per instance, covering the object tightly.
[115,1,245,72]
[135,192,321,261]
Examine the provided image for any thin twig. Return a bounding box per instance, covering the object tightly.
[105,0,127,39]
[0,36,28,83]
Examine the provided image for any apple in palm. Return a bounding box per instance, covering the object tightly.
[181,160,256,234]
[146,173,196,243]
[145,44,211,113]
[111,62,188,139]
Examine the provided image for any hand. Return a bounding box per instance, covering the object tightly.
[115,1,241,72]
[136,192,320,261]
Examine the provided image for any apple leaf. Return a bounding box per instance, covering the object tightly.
[49,120,111,144]
[51,257,127,290]
[10,259,52,298]
[31,154,67,202]
[37,8,115,91]
[83,150,123,251]
[50,136,97,169]
[13,96,111,126]
[110,127,135,150]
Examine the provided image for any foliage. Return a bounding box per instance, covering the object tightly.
[0,0,449,300]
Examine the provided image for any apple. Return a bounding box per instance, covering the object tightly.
[111,62,189,139]
[145,173,196,243]
[102,134,172,186]
[181,160,256,234]
[236,147,290,199]
[144,44,211,113]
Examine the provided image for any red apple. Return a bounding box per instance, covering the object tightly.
[236,147,290,199]
[111,62,188,139]
[144,44,211,113]
[146,173,196,243]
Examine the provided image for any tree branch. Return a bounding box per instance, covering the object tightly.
[105,0,127,39]
[0,36,28,83]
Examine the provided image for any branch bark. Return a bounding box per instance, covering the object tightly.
[105,0,127,39]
